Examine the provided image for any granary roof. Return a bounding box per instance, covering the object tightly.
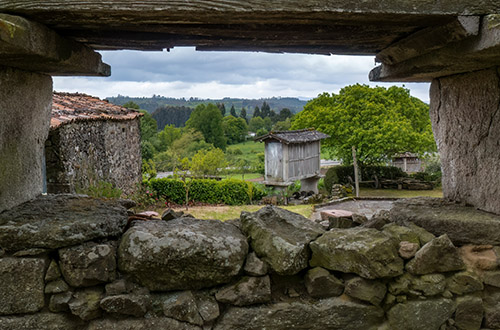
[50,92,143,129]
[393,152,419,158]
[255,129,330,144]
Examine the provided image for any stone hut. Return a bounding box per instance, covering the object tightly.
[256,129,329,193]
[44,92,143,195]
[392,152,422,173]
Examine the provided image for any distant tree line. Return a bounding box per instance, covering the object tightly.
[152,106,193,130]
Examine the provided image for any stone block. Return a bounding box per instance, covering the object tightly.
[243,252,268,276]
[118,218,248,291]
[0,312,83,330]
[304,267,344,298]
[215,276,271,306]
[100,294,150,317]
[454,295,483,330]
[241,206,324,275]
[0,257,47,315]
[344,277,386,306]
[310,227,403,279]
[59,241,117,287]
[387,299,455,330]
[161,291,203,326]
[87,317,202,330]
[68,287,103,321]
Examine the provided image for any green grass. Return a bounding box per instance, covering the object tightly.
[221,172,263,180]
[358,187,443,198]
[227,140,264,163]
[173,204,314,221]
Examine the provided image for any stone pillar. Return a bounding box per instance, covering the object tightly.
[430,67,500,214]
[0,67,52,212]
[301,177,320,194]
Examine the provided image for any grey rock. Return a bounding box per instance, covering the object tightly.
[407,234,465,275]
[119,199,136,209]
[45,279,70,294]
[49,291,73,312]
[483,287,500,329]
[447,271,483,295]
[388,273,446,297]
[405,222,436,245]
[105,278,144,295]
[59,241,117,287]
[100,294,150,317]
[455,295,483,330]
[119,218,248,291]
[383,223,421,245]
[12,248,49,256]
[215,276,271,306]
[162,290,203,326]
[399,241,420,259]
[344,277,386,306]
[244,252,268,276]
[0,195,128,251]
[195,293,220,323]
[390,197,500,245]
[88,317,202,330]
[364,210,391,230]
[310,227,403,279]
[482,270,500,288]
[68,287,103,321]
[304,267,344,298]
[0,257,47,315]
[161,208,184,221]
[214,297,384,330]
[0,312,83,330]
[45,259,62,281]
[240,206,324,275]
[387,299,456,330]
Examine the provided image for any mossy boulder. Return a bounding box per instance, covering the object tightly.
[241,206,324,275]
[387,299,455,330]
[310,228,403,279]
[118,218,248,291]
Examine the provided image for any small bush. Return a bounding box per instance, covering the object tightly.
[77,180,123,199]
[147,177,263,205]
[324,165,407,193]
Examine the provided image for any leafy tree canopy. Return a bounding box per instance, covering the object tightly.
[122,101,140,109]
[230,105,237,117]
[186,103,227,150]
[139,110,158,142]
[291,84,436,165]
[191,148,227,177]
[222,116,248,145]
[248,116,265,132]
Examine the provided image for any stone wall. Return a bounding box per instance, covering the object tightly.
[0,67,52,212]
[430,67,500,215]
[45,118,142,195]
[1,195,500,329]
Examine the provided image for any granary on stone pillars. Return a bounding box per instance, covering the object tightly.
[392,152,422,173]
[255,129,329,194]
[45,92,143,195]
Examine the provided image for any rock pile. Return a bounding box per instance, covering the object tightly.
[0,195,499,329]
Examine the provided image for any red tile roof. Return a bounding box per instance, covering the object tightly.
[50,92,143,129]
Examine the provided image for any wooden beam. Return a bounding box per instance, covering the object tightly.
[0,14,110,76]
[376,16,480,65]
[370,15,500,82]
[1,1,499,17]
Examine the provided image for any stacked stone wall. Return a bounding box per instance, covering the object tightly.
[0,195,500,329]
[45,118,141,195]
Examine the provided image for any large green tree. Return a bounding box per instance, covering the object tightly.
[292,84,436,165]
[186,103,227,150]
[222,116,248,144]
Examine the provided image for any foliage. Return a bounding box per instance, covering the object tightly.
[249,117,265,132]
[152,124,182,153]
[186,103,227,150]
[140,140,156,161]
[216,103,226,116]
[147,178,264,205]
[141,159,157,181]
[122,101,140,109]
[76,180,122,199]
[230,105,237,117]
[127,182,160,209]
[190,148,227,177]
[151,106,193,130]
[273,118,292,131]
[139,110,158,142]
[292,84,436,165]
[254,153,266,175]
[412,153,442,183]
[324,165,407,193]
[240,108,247,122]
[170,129,213,159]
[222,116,248,144]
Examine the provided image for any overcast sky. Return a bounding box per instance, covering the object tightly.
[53,47,430,103]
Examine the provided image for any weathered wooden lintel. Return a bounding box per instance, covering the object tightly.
[0,14,110,76]
[370,15,500,82]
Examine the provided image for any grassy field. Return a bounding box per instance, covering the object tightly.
[227,140,264,163]
[172,204,314,221]
[358,187,443,198]
[221,172,263,181]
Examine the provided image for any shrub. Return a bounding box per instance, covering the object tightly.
[324,165,407,193]
[147,177,263,205]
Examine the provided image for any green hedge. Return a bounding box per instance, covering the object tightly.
[147,178,265,205]
[324,165,407,193]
